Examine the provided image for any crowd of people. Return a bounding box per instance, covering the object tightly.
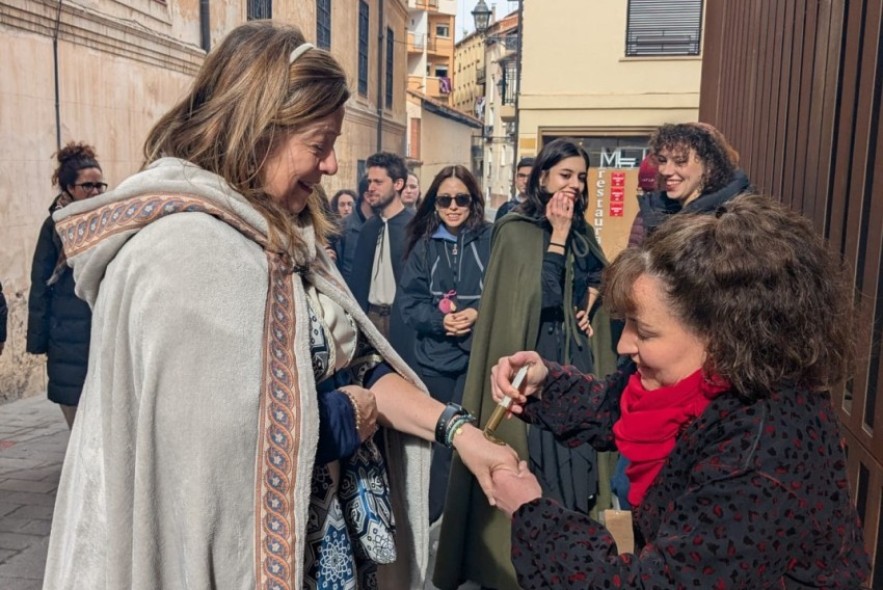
[11,20,868,590]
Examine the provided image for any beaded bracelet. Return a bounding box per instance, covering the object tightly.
[435,402,466,445]
[445,414,474,447]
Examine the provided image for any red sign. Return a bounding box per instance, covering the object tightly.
[609,203,624,217]
[610,187,625,202]
[611,172,626,187]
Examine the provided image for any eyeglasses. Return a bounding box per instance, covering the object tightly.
[73,182,108,193]
[436,193,471,208]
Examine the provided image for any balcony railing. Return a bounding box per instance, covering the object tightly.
[409,0,439,10]
[407,33,441,53]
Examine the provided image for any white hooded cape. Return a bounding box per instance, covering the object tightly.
[42,158,430,590]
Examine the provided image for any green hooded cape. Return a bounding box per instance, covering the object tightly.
[433,213,614,590]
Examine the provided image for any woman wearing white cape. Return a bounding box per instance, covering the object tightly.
[42,21,517,590]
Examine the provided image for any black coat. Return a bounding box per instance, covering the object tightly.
[26,197,92,405]
[0,280,7,344]
[346,207,416,366]
[494,198,520,222]
[335,207,369,284]
[397,222,492,376]
[512,361,870,588]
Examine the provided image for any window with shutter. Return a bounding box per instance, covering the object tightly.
[386,28,394,108]
[626,0,703,57]
[317,0,332,50]
[358,1,370,96]
[247,0,272,20]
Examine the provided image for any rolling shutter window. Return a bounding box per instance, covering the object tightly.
[626,0,703,57]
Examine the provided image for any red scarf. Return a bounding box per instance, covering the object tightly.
[613,369,729,507]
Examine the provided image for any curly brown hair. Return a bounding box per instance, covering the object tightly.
[603,194,855,400]
[649,123,738,196]
[52,142,100,190]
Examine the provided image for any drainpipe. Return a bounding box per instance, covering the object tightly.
[199,0,211,52]
[52,1,64,151]
[376,0,385,151]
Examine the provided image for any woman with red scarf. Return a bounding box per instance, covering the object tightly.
[487,194,870,588]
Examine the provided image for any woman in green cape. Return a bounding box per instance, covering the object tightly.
[434,138,609,589]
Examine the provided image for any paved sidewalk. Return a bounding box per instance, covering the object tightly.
[0,396,68,590]
[0,397,483,589]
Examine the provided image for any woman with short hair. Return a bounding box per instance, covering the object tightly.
[490,194,870,588]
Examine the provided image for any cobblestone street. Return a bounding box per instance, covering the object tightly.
[0,397,473,590]
[0,396,67,590]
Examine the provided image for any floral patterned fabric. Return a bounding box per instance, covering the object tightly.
[512,362,870,589]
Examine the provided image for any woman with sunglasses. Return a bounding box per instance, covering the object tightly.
[26,141,107,428]
[397,165,492,524]
[435,138,608,590]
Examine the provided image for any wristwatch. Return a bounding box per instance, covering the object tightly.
[435,402,471,446]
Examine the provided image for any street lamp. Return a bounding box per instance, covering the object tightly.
[471,0,492,34]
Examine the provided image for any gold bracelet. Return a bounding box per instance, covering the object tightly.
[343,391,363,437]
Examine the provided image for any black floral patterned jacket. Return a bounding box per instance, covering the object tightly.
[512,361,870,589]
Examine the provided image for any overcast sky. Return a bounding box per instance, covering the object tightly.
[455,0,520,41]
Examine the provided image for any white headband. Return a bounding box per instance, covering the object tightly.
[289,43,314,63]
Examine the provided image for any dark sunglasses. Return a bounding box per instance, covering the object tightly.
[436,193,471,208]
[73,182,108,193]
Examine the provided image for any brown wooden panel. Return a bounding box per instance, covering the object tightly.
[753,0,779,194]
[815,0,846,230]
[772,0,797,201]
[698,0,725,124]
[844,429,882,584]
[801,0,831,231]
[827,0,866,252]
[781,1,807,211]
[700,0,883,578]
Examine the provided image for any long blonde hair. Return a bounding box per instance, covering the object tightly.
[143,21,350,255]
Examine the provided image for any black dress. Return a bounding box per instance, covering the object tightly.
[527,239,604,515]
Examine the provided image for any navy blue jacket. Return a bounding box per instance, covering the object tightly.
[26,196,93,406]
[397,222,492,376]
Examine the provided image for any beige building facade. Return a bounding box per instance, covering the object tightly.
[406,90,481,189]
[0,0,407,401]
[404,0,483,190]
[406,0,456,105]
[452,28,484,117]
[517,0,704,259]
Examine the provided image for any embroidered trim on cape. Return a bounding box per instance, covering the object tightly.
[55,194,268,255]
[256,253,302,590]
[55,194,307,590]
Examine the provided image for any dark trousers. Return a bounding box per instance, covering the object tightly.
[422,371,467,523]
